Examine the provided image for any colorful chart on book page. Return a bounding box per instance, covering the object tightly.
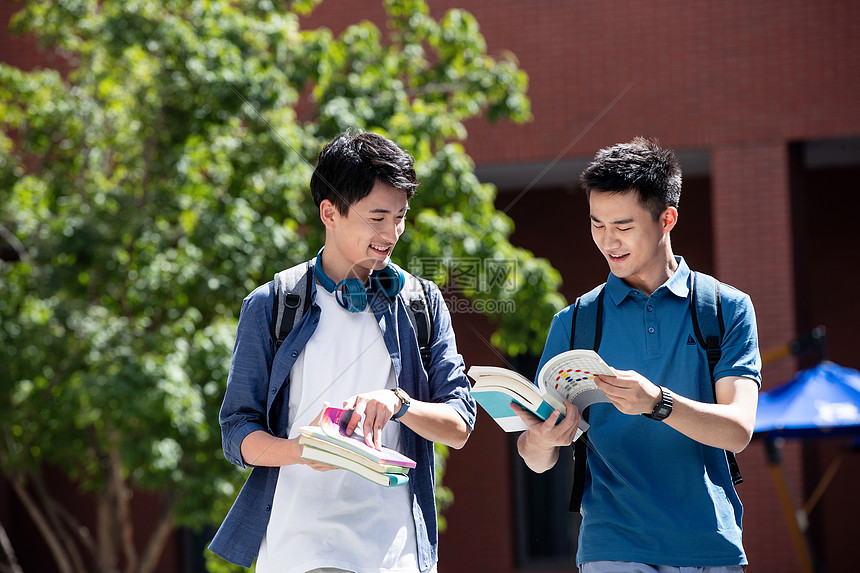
[541,351,613,403]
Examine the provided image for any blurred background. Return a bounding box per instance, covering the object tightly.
[2,1,859,572]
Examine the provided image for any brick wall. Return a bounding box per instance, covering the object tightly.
[452,0,860,164]
[711,143,804,573]
[1,3,48,71]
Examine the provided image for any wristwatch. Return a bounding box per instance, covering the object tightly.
[643,385,673,421]
[391,387,411,420]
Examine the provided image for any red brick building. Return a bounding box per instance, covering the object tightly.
[3,1,860,572]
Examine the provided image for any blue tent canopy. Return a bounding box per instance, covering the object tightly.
[754,361,860,439]
[752,359,860,573]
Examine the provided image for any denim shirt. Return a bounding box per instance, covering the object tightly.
[209,259,476,570]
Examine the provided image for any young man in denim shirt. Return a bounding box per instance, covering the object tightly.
[210,130,476,572]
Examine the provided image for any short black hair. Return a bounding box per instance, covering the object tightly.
[579,137,681,220]
[310,129,418,215]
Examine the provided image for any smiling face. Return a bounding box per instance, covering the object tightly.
[588,190,678,294]
[319,180,409,283]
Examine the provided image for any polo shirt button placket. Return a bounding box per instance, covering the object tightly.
[644,299,658,354]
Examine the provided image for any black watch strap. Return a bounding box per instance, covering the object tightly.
[643,386,673,421]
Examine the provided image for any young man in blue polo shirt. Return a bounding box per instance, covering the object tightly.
[514,137,761,573]
[209,130,476,572]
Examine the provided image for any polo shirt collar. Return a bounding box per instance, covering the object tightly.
[605,255,690,305]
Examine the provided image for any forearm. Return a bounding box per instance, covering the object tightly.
[397,401,470,449]
[240,430,303,467]
[598,373,758,454]
[662,392,756,453]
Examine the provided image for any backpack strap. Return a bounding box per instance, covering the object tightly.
[571,283,606,352]
[690,272,743,486]
[568,283,606,512]
[690,271,724,381]
[271,261,314,351]
[401,273,435,372]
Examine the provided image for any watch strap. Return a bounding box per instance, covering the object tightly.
[643,385,673,421]
[391,387,411,420]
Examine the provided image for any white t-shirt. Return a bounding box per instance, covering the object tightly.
[256,285,419,573]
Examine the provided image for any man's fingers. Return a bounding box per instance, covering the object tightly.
[345,404,364,436]
[510,402,543,425]
[360,408,385,450]
[373,426,383,450]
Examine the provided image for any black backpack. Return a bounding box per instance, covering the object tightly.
[568,271,743,512]
[269,260,435,371]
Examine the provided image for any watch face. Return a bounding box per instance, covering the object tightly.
[392,388,410,420]
[394,388,409,404]
[644,387,673,420]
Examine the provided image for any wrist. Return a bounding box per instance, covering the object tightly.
[391,387,411,420]
[519,431,560,471]
[289,435,308,466]
[643,385,674,421]
[523,427,556,453]
[649,387,662,410]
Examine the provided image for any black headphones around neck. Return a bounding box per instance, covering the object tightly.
[314,248,405,312]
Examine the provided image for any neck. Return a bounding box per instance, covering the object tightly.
[319,246,370,285]
[627,250,678,296]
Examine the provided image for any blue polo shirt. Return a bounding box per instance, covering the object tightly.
[209,259,476,571]
[537,257,761,567]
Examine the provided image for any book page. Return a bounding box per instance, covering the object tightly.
[301,445,410,487]
[316,407,416,468]
[537,349,613,412]
[467,365,547,410]
[299,433,410,474]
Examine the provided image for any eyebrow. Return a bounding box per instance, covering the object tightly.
[368,205,410,214]
[590,214,634,225]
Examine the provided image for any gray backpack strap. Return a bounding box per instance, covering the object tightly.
[568,283,605,513]
[570,283,606,352]
[400,272,434,372]
[271,261,314,351]
[690,271,742,486]
[690,271,725,381]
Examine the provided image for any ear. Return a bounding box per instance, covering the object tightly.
[320,199,338,230]
[661,207,678,234]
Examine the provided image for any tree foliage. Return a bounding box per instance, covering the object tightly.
[0,0,565,570]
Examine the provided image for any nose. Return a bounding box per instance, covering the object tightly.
[379,219,402,243]
[598,227,620,252]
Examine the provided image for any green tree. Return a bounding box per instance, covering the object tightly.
[0,0,565,571]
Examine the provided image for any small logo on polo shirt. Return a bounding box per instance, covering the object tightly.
[686,334,697,345]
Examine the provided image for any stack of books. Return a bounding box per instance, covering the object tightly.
[299,406,416,487]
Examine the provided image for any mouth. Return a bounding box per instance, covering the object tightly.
[607,253,629,262]
[370,244,393,256]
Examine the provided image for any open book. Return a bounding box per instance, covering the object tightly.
[467,349,614,434]
[298,406,416,487]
